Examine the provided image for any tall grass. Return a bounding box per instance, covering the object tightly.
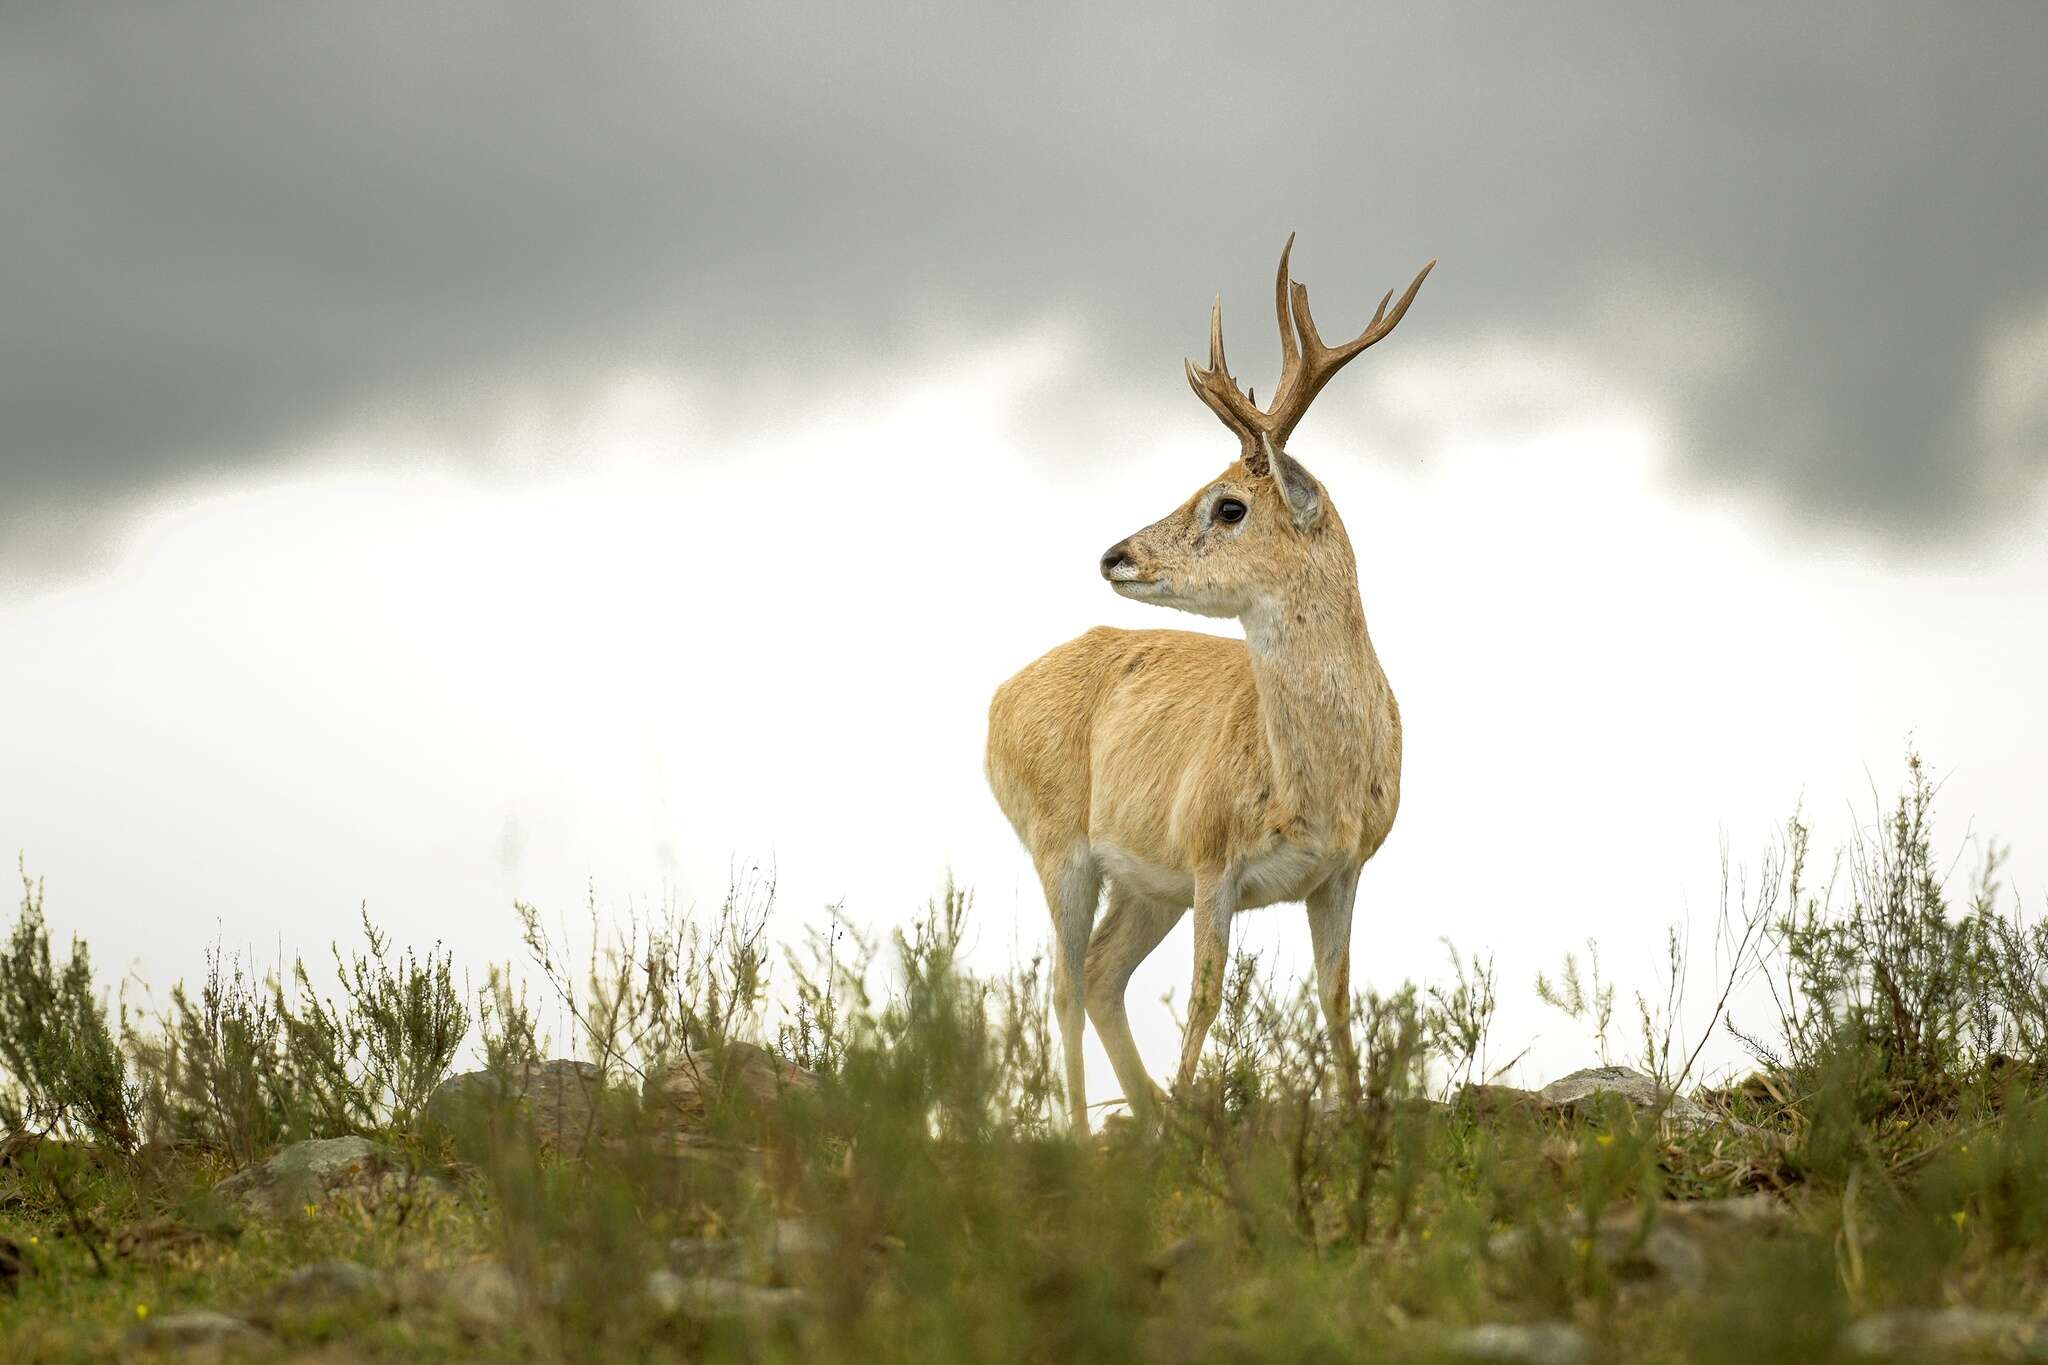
[4,750,2048,1362]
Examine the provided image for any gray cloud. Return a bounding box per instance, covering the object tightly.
[5,2,2044,573]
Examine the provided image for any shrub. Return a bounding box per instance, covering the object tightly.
[125,908,467,1151]
[0,867,136,1150]
[127,946,285,1162]
[1742,751,2048,1106]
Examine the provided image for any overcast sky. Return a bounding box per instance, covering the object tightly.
[4,5,2045,1101]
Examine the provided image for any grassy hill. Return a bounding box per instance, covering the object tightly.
[5,754,2047,1363]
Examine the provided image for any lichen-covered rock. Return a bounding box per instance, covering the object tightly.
[1539,1065,1717,1129]
[211,1137,445,1219]
[1444,1321,1590,1365]
[1842,1307,2047,1359]
[643,1042,818,1131]
[423,1059,605,1152]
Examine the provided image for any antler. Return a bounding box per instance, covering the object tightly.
[1184,234,1435,476]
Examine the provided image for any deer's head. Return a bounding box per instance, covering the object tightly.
[1100,236,1432,620]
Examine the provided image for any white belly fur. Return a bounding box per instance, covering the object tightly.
[1095,842,1342,910]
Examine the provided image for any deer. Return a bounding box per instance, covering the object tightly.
[985,235,1433,1131]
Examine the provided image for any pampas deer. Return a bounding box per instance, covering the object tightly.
[986,235,1432,1130]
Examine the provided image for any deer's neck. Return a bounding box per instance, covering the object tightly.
[1239,552,1395,853]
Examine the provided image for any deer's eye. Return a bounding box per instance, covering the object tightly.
[1215,498,1247,525]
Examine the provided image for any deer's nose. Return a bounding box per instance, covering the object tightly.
[1099,542,1134,579]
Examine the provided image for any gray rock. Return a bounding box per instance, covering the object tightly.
[1671,1192,1792,1228]
[668,1220,831,1288]
[750,1215,832,1281]
[1843,1307,2048,1359]
[668,1236,745,1279]
[1444,1321,1590,1365]
[644,1271,810,1324]
[644,1267,688,1313]
[1607,1222,1706,1296]
[212,1137,445,1219]
[266,1258,384,1313]
[770,1215,830,1260]
[1488,1211,1706,1299]
[423,1059,605,1152]
[1538,1065,1717,1129]
[131,1309,268,1351]
[435,1257,523,1337]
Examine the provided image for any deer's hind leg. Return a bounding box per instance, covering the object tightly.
[1035,841,1102,1133]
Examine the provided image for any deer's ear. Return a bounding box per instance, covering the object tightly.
[1263,437,1323,531]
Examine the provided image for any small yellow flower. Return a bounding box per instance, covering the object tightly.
[135,1304,150,1321]
[304,1202,320,1218]
[1595,1134,1615,1148]
[1952,1210,1969,1229]
[1420,1227,1432,1241]
[27,1235,37,1246]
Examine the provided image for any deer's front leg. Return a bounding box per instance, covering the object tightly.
[1174,868,1237,1093]
[1306,862,1363,1107]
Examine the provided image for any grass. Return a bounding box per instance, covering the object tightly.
[4,751,2048,1362]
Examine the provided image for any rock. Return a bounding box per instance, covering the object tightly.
[669,1219,830,1287]
[131,1309,268,1351]
[1606,1222,1706,1296]
[1458,1083,1547,1119]
[1538,1065,1717,1129]
[644,1271,811,1324]
[643,1268,688,1315]
[644,1042,818,1131]
[1670,1192,1792,1228]
[212,1137,446,1219]
[668,1237,745,1279]
[266,1259,385,1314]
[423,1059,605,1152]
[761,1215,831,1278]
[1842,1307,2047,1359]
[435,1257,523,1337]
[1488,1207,1706,1300]
[1494,1195,1794,1305]
[1444,1321,1590,1365]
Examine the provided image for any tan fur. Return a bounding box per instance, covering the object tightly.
[985,240,1430,1129]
